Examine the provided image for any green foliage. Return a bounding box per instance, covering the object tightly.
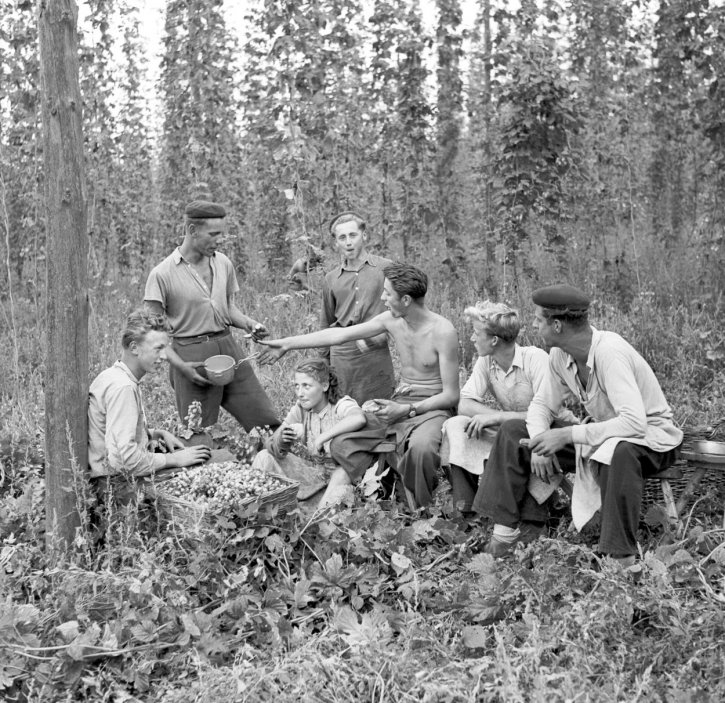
[1,282,724,701]
[2,1,725,697]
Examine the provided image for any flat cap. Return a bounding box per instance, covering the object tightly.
[532,284,590,312]
[185,200,226,219]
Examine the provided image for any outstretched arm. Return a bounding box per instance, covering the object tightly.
[257,314,389,364]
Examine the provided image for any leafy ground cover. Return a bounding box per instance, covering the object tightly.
[1,283,724,702]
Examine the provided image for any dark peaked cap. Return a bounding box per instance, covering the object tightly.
[185,200,226,219]
[532,284,590,313]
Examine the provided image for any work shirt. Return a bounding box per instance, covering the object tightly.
[526,328,683,459]
[461,344,551,412]
[320,252,391,329]
[281,396,361,457]
[144,248,239,337]
[88,361,166,478]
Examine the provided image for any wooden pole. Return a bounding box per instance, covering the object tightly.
[37,0,88,552]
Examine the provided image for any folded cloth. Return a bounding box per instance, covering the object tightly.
[440,416,496,475]
[570,437,630,531]
[442,415,565,502]
[527,471,564,504]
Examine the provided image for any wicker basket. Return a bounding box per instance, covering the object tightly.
[642,428,725,518]
[147,473,299,534]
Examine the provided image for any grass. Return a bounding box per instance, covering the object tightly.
[1,265,724,702]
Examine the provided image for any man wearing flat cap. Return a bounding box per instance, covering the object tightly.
[476,284,682,566]
[144,200,279,433]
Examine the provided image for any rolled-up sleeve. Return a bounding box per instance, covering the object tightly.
[460,358,490,401]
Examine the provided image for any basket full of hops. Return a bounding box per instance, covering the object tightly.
[147,461,299,534]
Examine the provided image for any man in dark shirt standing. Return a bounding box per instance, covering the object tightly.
[320,211,395,404]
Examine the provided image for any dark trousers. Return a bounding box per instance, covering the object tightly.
[474,419,680,556]
[171,333,279,431]
[447,465,480,512]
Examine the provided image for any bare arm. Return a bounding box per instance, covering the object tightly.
[258,314,390,363]
[458,399,526,439]
[314,407,366,451]
[229,302,268,340]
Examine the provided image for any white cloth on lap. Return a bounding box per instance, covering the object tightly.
[441,414,562,502]
[440,415,497,475]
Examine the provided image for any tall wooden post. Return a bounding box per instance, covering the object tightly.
[38,0,88,551]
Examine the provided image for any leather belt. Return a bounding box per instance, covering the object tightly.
[174,328,230,346]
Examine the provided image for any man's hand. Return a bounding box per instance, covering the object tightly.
[529,451,558,483]
[313,436,327,454]
[180,361,212,387]
[465,413,501,438]
[169,446,212,467]
[256,339,289,365]
[156,430,185,452]
[527,427,573,457]
[369,398,409,424]
[246,322,269,342]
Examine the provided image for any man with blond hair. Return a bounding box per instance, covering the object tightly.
[442,301,574,515]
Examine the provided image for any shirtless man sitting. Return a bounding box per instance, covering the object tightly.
[258,263,459,507]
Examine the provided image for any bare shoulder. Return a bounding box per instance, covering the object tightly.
[375,310,396,330]
[431,312,458,338]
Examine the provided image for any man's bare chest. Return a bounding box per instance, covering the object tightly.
[397,328,438,369]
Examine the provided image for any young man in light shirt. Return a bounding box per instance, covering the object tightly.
[88,309,211,479]
[144,200,279,431]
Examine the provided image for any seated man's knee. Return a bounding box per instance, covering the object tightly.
[499,418,527,435]
[442,415,469,433]
[407,431,440,462]
[610,442,641,469]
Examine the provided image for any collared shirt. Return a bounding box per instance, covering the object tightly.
[320,252,392,329]
[282,396,361,457]
[461,344,552,412]
[88,361,166,478]
[527,328,683,454]
[144,248,239,337]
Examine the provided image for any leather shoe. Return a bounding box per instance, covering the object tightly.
[482,534,517,557]
[519,521,547,544]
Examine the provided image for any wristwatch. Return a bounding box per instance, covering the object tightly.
[407,403,417,418]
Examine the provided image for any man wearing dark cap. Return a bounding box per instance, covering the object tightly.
[144,200,279,432]
[476,284,682,565]
[320,211,395,404]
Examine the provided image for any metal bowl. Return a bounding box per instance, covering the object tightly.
[691,440,725,456]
